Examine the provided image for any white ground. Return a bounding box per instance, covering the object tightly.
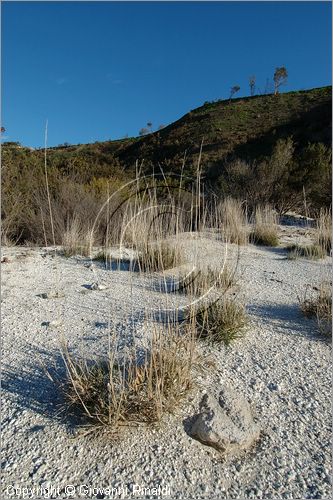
[1,228,332,499]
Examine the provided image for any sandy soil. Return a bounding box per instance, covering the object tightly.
[1,227,331,499]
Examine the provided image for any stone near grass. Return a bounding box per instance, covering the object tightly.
[189,386,260,454]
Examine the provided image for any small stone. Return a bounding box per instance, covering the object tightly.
[1,257,10,263]
[267,382,280,392]
[41,290,65,299]
[90,282,107,291]
[97,284,107,290]
[250,378,257,387]
[43,319,63,328]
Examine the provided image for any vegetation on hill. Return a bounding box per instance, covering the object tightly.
[1,86,331,244]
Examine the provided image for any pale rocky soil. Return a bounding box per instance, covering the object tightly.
[1,226,332,499]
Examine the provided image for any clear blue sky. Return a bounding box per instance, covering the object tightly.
[2,1,332,148]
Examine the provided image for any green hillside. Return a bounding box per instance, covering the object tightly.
[41,85,331,173]
[2,86,332,244]
[117,86,332,171]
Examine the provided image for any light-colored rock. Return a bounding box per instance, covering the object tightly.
[46,319,63,328]
[189,386,260,454]
[90,282,107,291]
[41,290,65,299]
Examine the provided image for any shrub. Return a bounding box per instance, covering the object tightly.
[287,244,326,260]
[299,282,332,337]
[250,205,279,246]
[190,299,248,345]
[58,325,195,429]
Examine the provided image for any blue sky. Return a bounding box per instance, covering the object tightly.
[2,1,332,148]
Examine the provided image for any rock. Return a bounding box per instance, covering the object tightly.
[189,386,260,454]
[42,319,63,328]
[267,382,280,392]
[41,290,65,299]
[97,284,107,290]
[90,282,107,291]
[1,257,10,263]
[84,263,94,270]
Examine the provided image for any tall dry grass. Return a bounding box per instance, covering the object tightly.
[250,204,279,246]
[218,198,248,245]
[299,282,332,338]
[178,265,236,297]
[316,208,332,255]
[287,243,326,261]
[136,242,183,272]
[62,217,94,257]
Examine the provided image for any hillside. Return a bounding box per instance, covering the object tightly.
[119,86,332,171]
[4,86,331,175]
[44,86,332,172]
[2,86,332,244]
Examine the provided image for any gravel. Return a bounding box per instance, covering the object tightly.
[1,232,332,499]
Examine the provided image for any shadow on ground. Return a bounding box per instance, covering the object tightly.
[1,341,74,426]
[92,258,137,272]
[2,320,155,429]
[248,302,330,342]
[251,246,289,259]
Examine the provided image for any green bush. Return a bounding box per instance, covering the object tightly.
[191,299,248,346]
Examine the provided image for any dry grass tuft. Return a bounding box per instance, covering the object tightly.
[62,217,93,257]
[58,325,196,429]
[299,282,332,337]
[219,198,248,245]
[250,205,279,247]
[287,244,326,260]
[136,241,183,272]
[316,208,332,255]
[179,265,235,296]
[190,299,248,346]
